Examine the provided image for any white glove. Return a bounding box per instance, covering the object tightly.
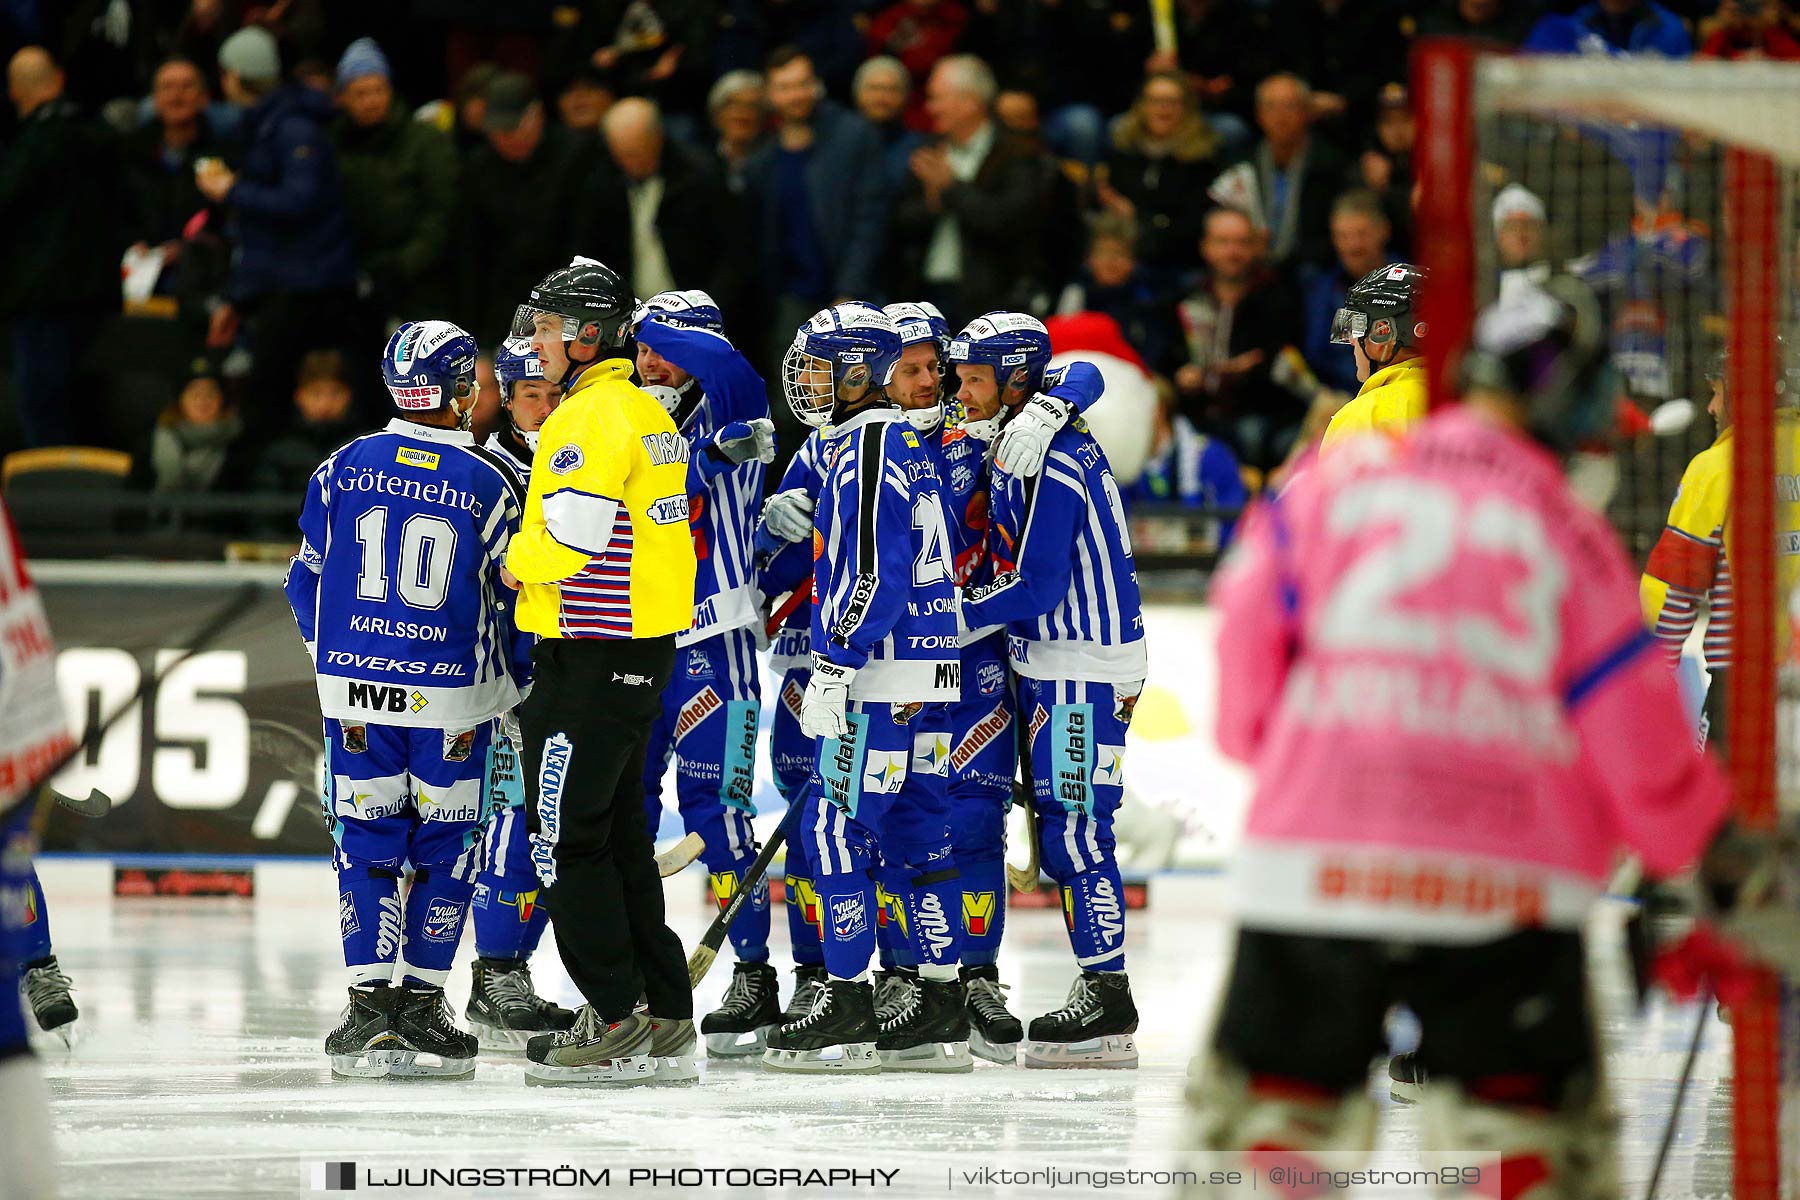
[762,488,816,544]
[501,710,522,748]
[711,417,778,465]
[799,656,855,740]
[993,391,1073,477]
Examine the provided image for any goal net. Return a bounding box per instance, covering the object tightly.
[1411,46,1800,1200]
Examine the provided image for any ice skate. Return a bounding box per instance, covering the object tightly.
[701,961,781,1057]
[1021,971,1138,1069]
[761,978,880,1074]
[22,956,78,1046]
[873,965,919,1020]
[961,964,1023,1065]
[782,964,827,1023]
[647,1015,700,1084]
[465,957,575,1052]
[877,975,972,1073]
[325,984,399,1078]
[385,985,478,1078]
[1388,1051,1426,1103]
[525,1007,656,1086]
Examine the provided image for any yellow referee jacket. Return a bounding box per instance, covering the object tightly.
[1320,356,1429,453]
[506,359,697,640]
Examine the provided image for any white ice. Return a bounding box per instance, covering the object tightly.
[28,858,1745,1199]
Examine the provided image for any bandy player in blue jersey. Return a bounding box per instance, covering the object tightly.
[286,319,535,1079]
[463,337,577,1050]
[625,289,781,1056]
[881,302,1109,1064]
[760,303,968,1075]
[755,431,830,1020]
[953,312,1148,1070]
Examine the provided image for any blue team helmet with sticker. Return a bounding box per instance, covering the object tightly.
[382,319,480,425]
[783,303,904,429]
[493,336,546,401]
[948,311,1053,395]
[632,287,726,335]
[915,301,951,353]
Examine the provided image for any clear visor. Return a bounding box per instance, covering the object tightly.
[783,343,839,429]
[510,304,583,342]
[1330,308,1369,345]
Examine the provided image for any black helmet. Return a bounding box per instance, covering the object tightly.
[1461,274,1613,451]
[1331,263,1428,352]
[510,257,636,357]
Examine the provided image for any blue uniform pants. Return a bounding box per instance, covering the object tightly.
[642,628,769,962]
[802,700,961,981]
[1017,676,1139,972]
[326,718,491,988]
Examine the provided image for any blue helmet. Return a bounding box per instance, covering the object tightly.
[948,311,1053,396]
[915,301,951,354]
[382,319,480,428]
[783,303,904,429]
[494,336,546,401]
[632,288,725,335]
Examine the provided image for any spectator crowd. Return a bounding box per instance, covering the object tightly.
[0,0,1778,507]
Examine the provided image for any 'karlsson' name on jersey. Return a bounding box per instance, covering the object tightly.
[812,407,960,701]
[287,419,535,729]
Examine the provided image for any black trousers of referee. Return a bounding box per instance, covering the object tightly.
[519,635,691,1023]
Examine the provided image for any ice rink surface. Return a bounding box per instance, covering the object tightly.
[27,859,1740,1200]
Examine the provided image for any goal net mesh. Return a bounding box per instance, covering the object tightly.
[1413,48,1800,1200]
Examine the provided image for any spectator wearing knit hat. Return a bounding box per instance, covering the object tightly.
[196,26,361,432]
[330,38,458,327]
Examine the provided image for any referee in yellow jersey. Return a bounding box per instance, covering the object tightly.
[502,257,700,1083]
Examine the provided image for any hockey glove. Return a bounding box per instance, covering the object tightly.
[760,488,816,545]
[993,391,1074,477]
[799,656,856,740]
[706,418,778,466]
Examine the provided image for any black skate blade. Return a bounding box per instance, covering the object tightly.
[53,788,113,818]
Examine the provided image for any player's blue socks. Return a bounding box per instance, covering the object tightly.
[874,866,916,969]
[957,855,1006,968]
[818,874,878,981]
[15,866,52,964]
[1061,862,1127,972]
[473,883,548,962]
[707,858,771,965]
[338,866,403,985]
[399,868,475,989]
[902,867,962,976]
[783,842,824,968]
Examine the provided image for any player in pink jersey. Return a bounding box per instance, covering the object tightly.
[1192,277,1732,1196]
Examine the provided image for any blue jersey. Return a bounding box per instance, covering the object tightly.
[812,406,959,702]
[286,419,533,729]
[760,429,826,644]
[960,415,1146,684]
[635,319,769,645]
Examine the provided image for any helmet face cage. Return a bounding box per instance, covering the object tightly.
[783,339,844,429]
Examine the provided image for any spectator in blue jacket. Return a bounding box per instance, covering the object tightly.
[1524,0,1694,56]
[853,55,925,194]
[1123,386,1249,547]
[744,46,888,365]
[196,26,362,432]
[1298,189,1391,396]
